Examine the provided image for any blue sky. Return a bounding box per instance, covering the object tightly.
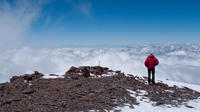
[0,0,200,48]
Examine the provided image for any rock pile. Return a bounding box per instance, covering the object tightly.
[0,66,200,112]
[10,71,44,82]
[65,66,122,79]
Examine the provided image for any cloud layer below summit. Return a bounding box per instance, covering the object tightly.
[0,44,200,85]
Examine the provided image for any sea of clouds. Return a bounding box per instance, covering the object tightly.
[0,43,200,85]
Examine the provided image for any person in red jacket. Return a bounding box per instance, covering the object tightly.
[144,54,159,84]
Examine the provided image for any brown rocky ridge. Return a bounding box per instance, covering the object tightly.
[0,66,200,112]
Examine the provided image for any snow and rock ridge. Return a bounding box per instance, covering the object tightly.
[0,66,200,112]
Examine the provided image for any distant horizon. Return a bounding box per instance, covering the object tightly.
[1,42,199,50]
[20,41,200,49]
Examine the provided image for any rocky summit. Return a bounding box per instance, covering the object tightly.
[0,66,200,112]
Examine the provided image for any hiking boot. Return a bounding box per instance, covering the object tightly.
[148,80,151,85]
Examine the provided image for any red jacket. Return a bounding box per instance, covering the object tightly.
[145,54,159,69]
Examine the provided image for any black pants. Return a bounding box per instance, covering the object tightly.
[148,68,155,84]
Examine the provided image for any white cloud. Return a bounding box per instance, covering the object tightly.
[67,0,92,17]
[0,0,49,48]
[0,44,200,85]
[78,1,92,17]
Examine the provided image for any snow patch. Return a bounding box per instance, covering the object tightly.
[42,74,64,79]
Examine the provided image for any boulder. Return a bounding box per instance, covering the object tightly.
[65,66,79,75]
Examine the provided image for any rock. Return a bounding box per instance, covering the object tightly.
[24,74,33,81]
[115,70,121,74]
[4,99,12,104]
[65,66,112,78]
[114,110,121,112]
[10,71,43,83]
[49,74,58,76]
[79,66,90,77]
[22,88,35,94]
[33,71,43,79]
[66,66,78,74]
[82,70,90,78]
[0,85,3,90]
[185,104,194,108]
[10,76,20,82]
[70,73,79,80]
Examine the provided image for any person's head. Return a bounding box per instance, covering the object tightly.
[149,53,154,58]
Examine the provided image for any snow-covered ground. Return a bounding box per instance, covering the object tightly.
[112,78,200,112]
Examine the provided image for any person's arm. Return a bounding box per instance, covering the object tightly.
[155,58,159,66]
[144,58,149,67]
